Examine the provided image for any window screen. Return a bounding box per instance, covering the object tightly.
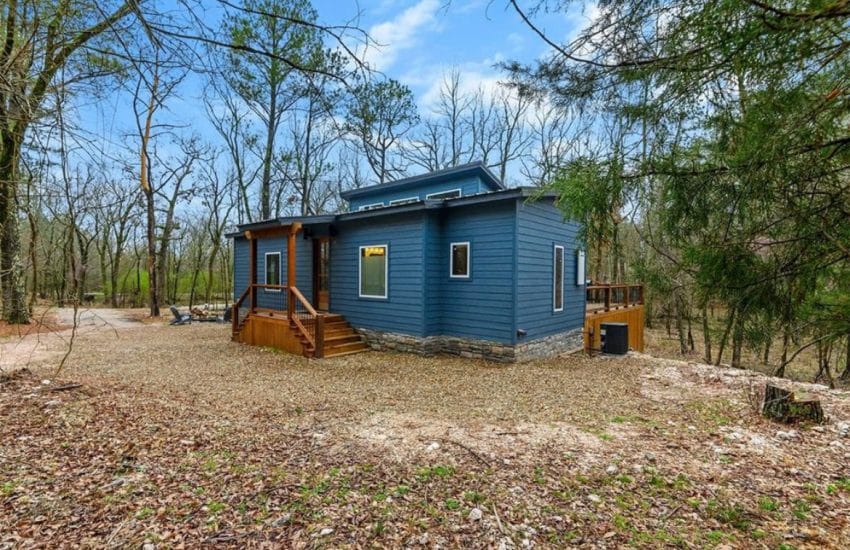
[359,245,387,298]
[265,253,280,287]
[450,242,470,278]
[554,246,564,311]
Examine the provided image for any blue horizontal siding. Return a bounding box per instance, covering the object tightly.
[516,198,585,340]
[232,194,585,349]
[348,175,488,211]
[232,233,313,308]
[233,237,249,301]
[329,213,426,335]
[427,202,517,343]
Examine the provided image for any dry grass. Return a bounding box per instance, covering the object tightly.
[2,321,850,547]
[0,307,69,339]
[644,324,840,386]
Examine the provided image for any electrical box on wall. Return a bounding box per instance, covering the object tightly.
[576,250,586,286]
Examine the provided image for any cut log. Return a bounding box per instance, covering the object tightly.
[762,384,824,424]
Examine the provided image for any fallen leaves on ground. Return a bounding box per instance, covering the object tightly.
[1,323,849,547]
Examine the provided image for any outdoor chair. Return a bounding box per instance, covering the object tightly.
[169,305,192,325]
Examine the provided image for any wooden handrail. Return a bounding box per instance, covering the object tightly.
[289,286,318,316]
[289,285,319,353]
[586,283,644,313]
[232,285,254,335]
[235,283,324,357]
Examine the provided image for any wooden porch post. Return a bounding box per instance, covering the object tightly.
[287,223,301,319]
[247,232,257,311]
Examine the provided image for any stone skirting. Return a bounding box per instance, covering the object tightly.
[355,327,584,363]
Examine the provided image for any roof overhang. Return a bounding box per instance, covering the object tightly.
[339,162,504,201]
[227,188,559,237]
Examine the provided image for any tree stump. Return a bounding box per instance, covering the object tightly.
[762,384,825,424]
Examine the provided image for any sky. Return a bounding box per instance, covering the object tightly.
[310,0,588,111]
[72,1,595,183]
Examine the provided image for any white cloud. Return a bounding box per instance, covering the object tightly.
[410,60,519,115]
[362,0,443,72]
[506,32,524,51]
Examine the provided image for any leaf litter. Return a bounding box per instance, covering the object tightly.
[1,321,849,547]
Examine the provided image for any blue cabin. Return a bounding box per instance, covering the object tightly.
[229,162,587,361]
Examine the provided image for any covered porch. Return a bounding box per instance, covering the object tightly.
[230,222,366,358]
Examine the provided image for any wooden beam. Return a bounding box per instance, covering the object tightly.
[287,224,299,288]
[244,224,301,240]
[286,223,301,320]
[249,237,257,311]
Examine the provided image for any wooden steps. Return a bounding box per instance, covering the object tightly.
[319,314,369,358]
[234,309,368,359]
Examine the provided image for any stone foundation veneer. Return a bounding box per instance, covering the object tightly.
[355,327,584,363]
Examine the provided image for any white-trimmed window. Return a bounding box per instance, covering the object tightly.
[450,242,470,278]
[576,250,586,286]
[359,245,388,298]
[426,188,461,200]
[265,252,281,291]
[389,197,418,206]
[553,245,564,311]
[358,202,385,211]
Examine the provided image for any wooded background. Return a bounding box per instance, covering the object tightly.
[2,1,849,383]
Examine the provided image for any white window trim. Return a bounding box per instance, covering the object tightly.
[576,249,586,286]
[358,202,385,211]
[358,244,388,299]
[264,251,281,292]
[553,245,564,312]
[449,241,471,279]
[389,196,419,206]
[426,188,462,200]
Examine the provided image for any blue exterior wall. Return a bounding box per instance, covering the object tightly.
[328,212,426,335]
[426,202,517,343]
[515,198,585,341]
[232,233,313,307]
[231,194,585,347]
[234,236,249,301]
[347,175,491,211]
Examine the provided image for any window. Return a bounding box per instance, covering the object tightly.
[359,245,388,298]
[389,197,419,206]
[358,202,385,211]
[265,252,281,291]
[450,242,470,278]
[576,250,586,286]
[426,188,461,200]
[553,245,564,311]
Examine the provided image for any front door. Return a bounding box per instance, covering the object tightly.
[313,238,330,311]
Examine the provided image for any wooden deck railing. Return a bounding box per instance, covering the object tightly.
[289,286,324,358]
[586,284,644,314]
[231,283,324,357]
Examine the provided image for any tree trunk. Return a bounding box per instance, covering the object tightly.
[731,312,744,368]
[702,305,712,364]
[27,206,38,309]
[260,86,278,220]
[675,297,687,355]
[205,242,220,306]
[762,384,824,424]
[841,334,850,381]
[774,321,792,378]
[715,307,736,366]
[0,136,30,323]
[687,309,695,352]
[144,188,159,317]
